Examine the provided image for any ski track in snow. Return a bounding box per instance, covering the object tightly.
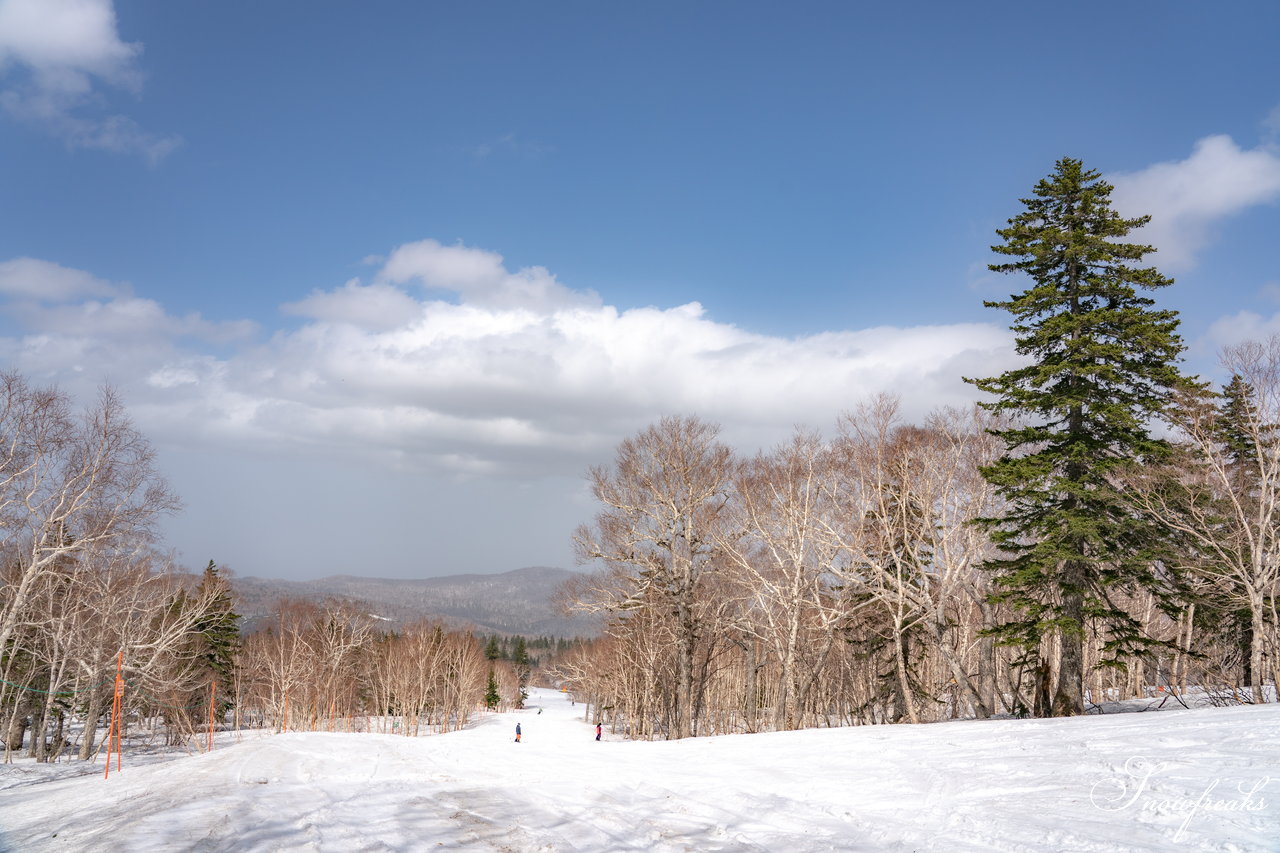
[1,688,1277,852]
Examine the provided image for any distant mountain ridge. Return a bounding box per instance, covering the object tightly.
[230,566,600,638]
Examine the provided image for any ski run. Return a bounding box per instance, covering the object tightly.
[1,687,1277,852]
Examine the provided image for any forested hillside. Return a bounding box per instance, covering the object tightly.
[231,566,599,637]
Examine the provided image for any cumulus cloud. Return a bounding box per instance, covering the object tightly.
[0,256,121,300]
[0,257,255,383]
[1206,310,1280,351]
[0,245,1024,576]
[0,0,179,162]
[378,239,600,311]
[282,279,425,331]
[1109,135,1280,271]
[0,243,1017,479]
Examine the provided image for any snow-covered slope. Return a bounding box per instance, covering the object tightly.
[1,689,1276,852]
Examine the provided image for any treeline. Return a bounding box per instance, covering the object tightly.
[0,373,228,762]
[482,634,582,668]
[558,370,1278,738]
[557,159,1279,740]
[234,599,488,737]
[558,407,1020,737]
[0,372,495,763]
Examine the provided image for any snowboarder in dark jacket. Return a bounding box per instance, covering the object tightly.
[515,723,522,743]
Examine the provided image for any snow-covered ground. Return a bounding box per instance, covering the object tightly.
[1,687,1276,852]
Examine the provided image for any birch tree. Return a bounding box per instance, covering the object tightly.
[1128,338,1280,701]
[0,375,178,658]
[719,429,846,730]
[573,415,735,739]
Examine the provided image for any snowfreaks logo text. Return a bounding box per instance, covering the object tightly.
[1089,757,1271,842]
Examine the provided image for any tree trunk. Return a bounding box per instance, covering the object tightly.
[893,629,920,724]
[926,621,991,719]
[742,640,759,732]
[977,601,999,714]
[28,697,47,761]
[78,690,104,760]
[1051,561,1087,717]
[1250,601,1267,703]
[5,708,29,758]
[674,599,694,739]
[777,617,800,731]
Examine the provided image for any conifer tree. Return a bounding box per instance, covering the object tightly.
[1218,374,1263,474]
[512,636,530,707]
[193,561,241,712]
[1211,375,1265,686]
[484,669,501,709]
[968,157,1186,717]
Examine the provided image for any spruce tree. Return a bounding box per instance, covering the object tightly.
[193,561,241,712]
[512,636,530,707]
[484,669,501,710]
[1217,374,1263,474]
[1211,375,1264,686]
[968,157,1186,717]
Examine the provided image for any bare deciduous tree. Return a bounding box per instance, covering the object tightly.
[0,376,178,658]
[573,415,735,739]
[1127,338,1280,702]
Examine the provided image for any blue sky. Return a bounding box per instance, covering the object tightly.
[1,0,1278,580]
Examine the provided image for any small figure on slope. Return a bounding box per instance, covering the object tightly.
[515,722,522,743]
[595,723,602,741]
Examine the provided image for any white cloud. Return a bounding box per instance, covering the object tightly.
[378,239,599,311]
[0,246,1022,577]
[1109,135,1280,271]
[0,0,137,84]
[1206,310,1280,351]
[0,245,1017,479]
[1264,104,1280,145]
[282,279,425,331]
[0,0,179,162]
[0,256,121,300]
[380,240,507,293]
[7,293,256,344]
[0,257,256,384]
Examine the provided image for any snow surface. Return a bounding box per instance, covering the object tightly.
[1,687,1277,852]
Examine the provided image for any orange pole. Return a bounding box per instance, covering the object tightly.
[104,651,123,779]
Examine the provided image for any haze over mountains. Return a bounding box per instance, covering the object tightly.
[230,566,600,638]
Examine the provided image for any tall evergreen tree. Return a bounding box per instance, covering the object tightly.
[1211,375,1265,686]
[968,157,1186,717]
[193,561,241,710]
[1217,374,1263,474]
[512,636,530,707]
[484,669,501,710]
